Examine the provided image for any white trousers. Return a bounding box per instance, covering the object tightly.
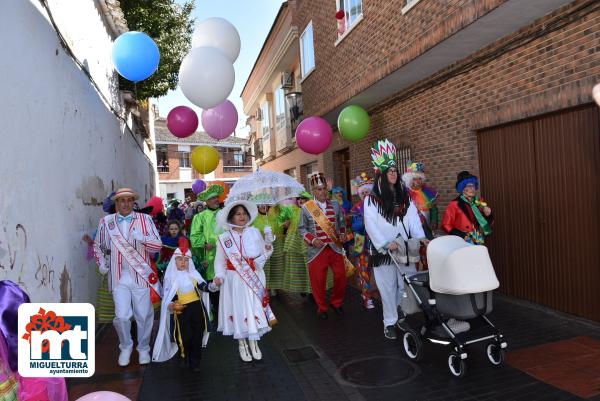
[112,271,153,354]
[373,262,416,327]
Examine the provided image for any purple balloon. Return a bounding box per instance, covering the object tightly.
[201,100,238,140]
[295,116,333,155]
[192,179,206,194]
[167,106,199,138]
[76,391,131,401]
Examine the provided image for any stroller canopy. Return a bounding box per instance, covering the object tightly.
[427,236,499,295]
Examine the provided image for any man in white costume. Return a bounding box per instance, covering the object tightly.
[93,188,162,366]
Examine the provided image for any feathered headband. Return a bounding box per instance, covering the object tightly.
[370,139,397,173]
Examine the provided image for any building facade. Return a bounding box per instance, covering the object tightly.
[155,118,252,201]
[250,0,600,320]
[0,0,159,303]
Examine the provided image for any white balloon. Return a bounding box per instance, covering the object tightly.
[191,17,241,63]
[179,47,235,109]
[593,83,600,107]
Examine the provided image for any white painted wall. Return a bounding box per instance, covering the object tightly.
[0,0,156,304]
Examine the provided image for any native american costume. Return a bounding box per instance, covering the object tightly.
[364,140,425,334]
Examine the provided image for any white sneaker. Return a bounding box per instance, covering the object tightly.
[138,350,151,365]
[447,318,470,334]
[238,340,252,362]
[248,340,262,360]
[118,349,132,367]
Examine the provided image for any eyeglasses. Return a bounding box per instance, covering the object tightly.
[387,169,398,174]
[464,184,477,189]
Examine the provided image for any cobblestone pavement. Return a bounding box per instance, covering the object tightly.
[71,288,600,401]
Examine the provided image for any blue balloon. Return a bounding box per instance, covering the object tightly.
[112,31,160,82]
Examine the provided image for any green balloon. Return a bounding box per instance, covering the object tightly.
[337,105,370,142]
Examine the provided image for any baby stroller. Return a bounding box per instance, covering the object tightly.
[391,235,507,378]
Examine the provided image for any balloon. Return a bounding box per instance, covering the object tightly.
[166,106,198,138]
[295,116,333,155]
[201,100,238,140]
[192,179,206,194]
[112,32,160,82]
[593,83,600,107]
[191,146,220,174]
[192,18,241,63]
[76,391,131,401]
[179,47,235,109]
[211,180,230,203]
[337,105,370,142]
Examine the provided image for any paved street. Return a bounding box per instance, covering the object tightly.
[68,287,600,401]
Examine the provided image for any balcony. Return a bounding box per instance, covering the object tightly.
[222,156,252,173]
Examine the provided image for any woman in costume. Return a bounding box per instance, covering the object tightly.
[280,192,314,295]
[350,173,375,310]
[152,238,213,372]
[213,201,276,362]
[364,139,428,340]
[252,198,285,296]
[442,171,493,245]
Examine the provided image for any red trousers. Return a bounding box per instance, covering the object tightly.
[308,246,347,313]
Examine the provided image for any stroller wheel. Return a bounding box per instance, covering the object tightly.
[402,329,423,362]
[486,343,505,367]
[448,353,467,378]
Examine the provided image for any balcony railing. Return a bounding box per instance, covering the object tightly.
[222,158,252,173]
[158,165,170,173]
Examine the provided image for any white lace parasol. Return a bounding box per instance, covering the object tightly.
[225,169,305,205]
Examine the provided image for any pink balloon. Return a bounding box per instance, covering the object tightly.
[76,391,131,401]
[295,116,333,155]
[167,106,199,138]
[201,100,238,140]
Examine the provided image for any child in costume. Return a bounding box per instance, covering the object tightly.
[152,238,214,372]
[156,220,185,279]
[350,173,375,310]
[213,200,275,362]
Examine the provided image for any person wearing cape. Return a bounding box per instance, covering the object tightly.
[213,200,275,363]
[152,238,214,372]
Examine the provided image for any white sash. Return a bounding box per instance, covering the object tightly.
[105,215,162,299]
[218,231,277,326]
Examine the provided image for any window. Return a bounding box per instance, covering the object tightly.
[157,144,169,172]
[300,21,315,78]
[233,152,244,165]
[397,145,411,173]
[284,168,297,180]
[275,86,286,131]
[179,151,190,168]
[261,101,271,141]
[336,0,363,37]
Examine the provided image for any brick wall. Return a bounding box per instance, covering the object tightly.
[295,1,600,210]
[292,0,509,116]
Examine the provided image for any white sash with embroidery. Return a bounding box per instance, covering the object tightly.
[105,215,162,298]
[218,231,277,326]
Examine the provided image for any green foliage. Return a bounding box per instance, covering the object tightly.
[118,0,194,100]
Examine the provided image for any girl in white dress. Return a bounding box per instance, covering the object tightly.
[213,200,275,362]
